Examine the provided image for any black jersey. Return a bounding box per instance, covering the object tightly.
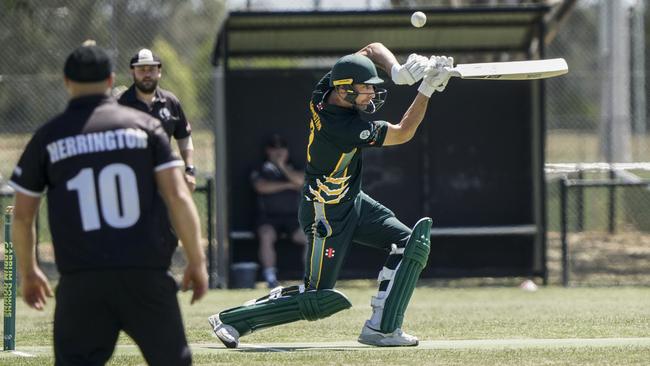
[117,85,191,140]
[9,95,183,274]
[250,161,301,216]
[303,72,388,205]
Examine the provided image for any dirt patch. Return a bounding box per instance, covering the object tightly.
[547,230,650,286]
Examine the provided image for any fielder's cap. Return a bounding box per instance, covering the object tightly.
[265,134,288,148]
[130,48,161,67]
[63,42,112,82]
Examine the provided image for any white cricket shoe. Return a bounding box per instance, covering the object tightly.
[357,321,419,347]
[208,314,240,348]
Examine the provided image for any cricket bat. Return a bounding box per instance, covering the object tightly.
[448,58,568,80]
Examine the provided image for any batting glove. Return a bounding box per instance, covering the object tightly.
[391,53,429,85]
[418,55,453,97]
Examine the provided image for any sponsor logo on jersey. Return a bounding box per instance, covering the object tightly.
[325,247,336,258]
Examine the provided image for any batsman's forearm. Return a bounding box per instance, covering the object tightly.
[167,195,205,265]
[357,43,399,74]
[397,93,430,142]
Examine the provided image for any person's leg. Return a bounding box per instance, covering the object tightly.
[208,199,358,348]
[257,223,279,287]
[302,200,359,290]
[119,270,191,366]
[352,192,432,346]
[54,273,120,366]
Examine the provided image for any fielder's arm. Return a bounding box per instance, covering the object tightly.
[177,136,194,166]
[12,193,53,310]
[156,166,207,304]
[177,136,196,192]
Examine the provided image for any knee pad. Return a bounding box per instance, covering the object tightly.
[371,217,432,333]
[219,285,352,336]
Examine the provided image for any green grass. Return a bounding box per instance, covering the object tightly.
[2,281,650,365]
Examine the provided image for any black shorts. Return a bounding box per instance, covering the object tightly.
[257,214,300,235]
[54,270,191,366]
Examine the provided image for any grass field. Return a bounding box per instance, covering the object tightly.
[1,132,649,365]
[2,280,650,365]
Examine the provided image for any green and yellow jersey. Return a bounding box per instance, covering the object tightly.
[303,72,388,205]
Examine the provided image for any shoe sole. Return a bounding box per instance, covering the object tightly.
[208,316,238,349]
[357,336,419,347]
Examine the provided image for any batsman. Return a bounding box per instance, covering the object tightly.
[209,43,453,347]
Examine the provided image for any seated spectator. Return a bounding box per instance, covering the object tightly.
[251,134,307,288]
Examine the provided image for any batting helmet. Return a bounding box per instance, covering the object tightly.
[329,54,387,114]
[330,54,383,87]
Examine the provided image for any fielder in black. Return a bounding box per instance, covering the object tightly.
[117,48,197,192]
[209,43,453,347]
[10,42,208,365]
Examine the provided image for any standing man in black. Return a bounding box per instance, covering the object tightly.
[10,42,208,365]
[117,48,197,191]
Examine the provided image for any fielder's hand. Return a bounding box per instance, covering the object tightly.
[391,53,429,85]
[21,267,53,310]
[184,173,196,192]
[417,55,454,97]
[182,262,209,304]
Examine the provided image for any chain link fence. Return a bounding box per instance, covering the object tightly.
[545,0,650,285]
[0,0,227,184]
[546,0,650,163]
[0,0,226,280]
[2,0,649,285]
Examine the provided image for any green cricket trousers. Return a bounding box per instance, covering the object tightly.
[298,191,412,290]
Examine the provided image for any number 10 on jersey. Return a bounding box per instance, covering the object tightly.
[67,163,141,231]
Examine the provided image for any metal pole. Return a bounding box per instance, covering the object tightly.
[206,177,216,288]
[577,169,584,231]
[213,31,230,288]
[599,1,632,163]
[632,0,646,149]
[608,169,616,233]
[538,19,549,286]
[3,206,16,351]
[560,179,569,287]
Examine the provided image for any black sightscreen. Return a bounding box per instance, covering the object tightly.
[226,69,536,279]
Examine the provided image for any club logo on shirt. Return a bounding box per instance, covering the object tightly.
[359,130,370,140]
[325,247,336,258]
[158,107,171,121]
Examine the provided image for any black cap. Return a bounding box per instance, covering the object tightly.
[265,134,288,148]
[130,49,162,67]
[63,44,112,82]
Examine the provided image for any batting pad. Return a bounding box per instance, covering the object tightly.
[374,217,432,333]
[219,285,352,336]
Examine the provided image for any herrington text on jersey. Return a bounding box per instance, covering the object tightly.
[45,128,148,163]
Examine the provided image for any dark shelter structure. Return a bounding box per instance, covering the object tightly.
[211,5,572,287]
